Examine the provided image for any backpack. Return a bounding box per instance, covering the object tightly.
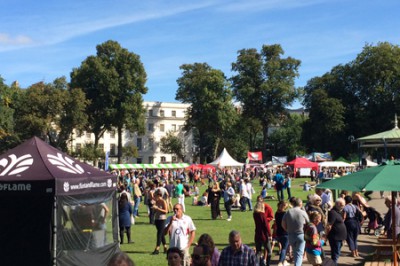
[354,205,364,223]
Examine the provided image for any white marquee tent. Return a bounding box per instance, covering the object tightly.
[208,148,244,168]
[318,161,356,170]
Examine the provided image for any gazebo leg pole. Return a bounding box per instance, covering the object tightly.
[392,191,398,266]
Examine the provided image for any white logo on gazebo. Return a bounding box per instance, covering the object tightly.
[0,154,33,176]
[47,153,84,174]
[63,182,70,192]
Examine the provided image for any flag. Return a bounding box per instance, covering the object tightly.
[104,151,110,171]
[247,151,263,162]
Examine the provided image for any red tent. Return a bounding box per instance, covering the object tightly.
[284,157,318,171]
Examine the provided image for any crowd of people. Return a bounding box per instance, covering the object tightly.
[111,166,395,266]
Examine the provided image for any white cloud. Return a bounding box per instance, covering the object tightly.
[0,33,33,45]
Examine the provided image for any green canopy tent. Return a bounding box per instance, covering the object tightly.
[357,115,400,161]
[109,163,189,170]
[317,160,400,265]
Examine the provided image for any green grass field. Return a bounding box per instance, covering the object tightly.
[120,177,312,265]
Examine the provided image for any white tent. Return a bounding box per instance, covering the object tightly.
[319,161,355,170]
[208,148,244,168]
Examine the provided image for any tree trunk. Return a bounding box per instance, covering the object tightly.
[262,125,269,163]
[117,126,123,163]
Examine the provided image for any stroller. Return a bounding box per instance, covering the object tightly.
[364,206,384,236]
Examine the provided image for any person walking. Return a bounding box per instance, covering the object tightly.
[239,179,251,211]
[253,201,272,266]
[273,170,285,201]
[304,211,325,266]
[151,190,168,255]
[275,201,289,266]
[343,195,360,257]
[164,203,196,266]
[223,182,235,221]
[282,197,309,266]
[326,198,347,265]
[118,193,133,244]
[175,180,186,212]
[132,178,142,217]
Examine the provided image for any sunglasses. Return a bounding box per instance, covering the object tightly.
[191,254,208,260]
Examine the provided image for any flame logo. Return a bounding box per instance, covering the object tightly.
[0,154,33,176]
[47,153,84,174]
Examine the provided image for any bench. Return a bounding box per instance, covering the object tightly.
[364,262,394,266]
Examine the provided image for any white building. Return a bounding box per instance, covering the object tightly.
[71,101,195,164]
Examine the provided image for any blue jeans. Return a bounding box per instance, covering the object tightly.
[277,189,284,201]
[288,233,305,266]
[328,238,343,265]
[133,196,141,217]
[277,235,289,263]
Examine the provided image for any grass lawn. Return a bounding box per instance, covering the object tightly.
[120,177,313,265]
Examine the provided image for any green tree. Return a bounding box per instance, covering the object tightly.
[0,77,20,152]
[122,141,139,162]
[269,113,307,158]
[176,63,237,163]
[13,77,88,151]
[160,131,184,161]
[231,44,301,161]
[71,40,147,163]
[78,142,105,163]
[302,89,345,156]
[303,42,400,157]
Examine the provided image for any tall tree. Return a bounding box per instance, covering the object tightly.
[302,89,346,156]
[0,77,20,152]
[13,77,88,151]
[160,131,184,161]
[71,40,147,163]
[269,113,307,158]
[231,44,301,161]
[176,63,237,163]
[303,42,400,157]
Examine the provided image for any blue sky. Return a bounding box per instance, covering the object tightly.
[1,0,399,108]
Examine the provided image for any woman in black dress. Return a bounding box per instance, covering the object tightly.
[208,182,222,219]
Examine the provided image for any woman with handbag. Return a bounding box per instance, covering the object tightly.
[151,190,168,255]
[343,195,361,257]
[223,182,235,221]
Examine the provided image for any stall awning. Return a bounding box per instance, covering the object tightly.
[109,163,189,169]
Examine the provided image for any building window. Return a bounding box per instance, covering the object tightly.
[75,129,83,137]
[75,143,82,153]
[86,132,91,138]
[109,130,116,138]
[171,124,176,132]
[148,123,154,132]
[160,110,164,117]
[149,138,154,151]
[110,144,116,156]
[172,156,177,163]
[160,156,166,163]
[99,144,104,150]
[172,110,176,117]
[148,156,154,164]
[160,124,165,132]
[137,138,142,151]
[137,158,142,163]
[149,109,153,117]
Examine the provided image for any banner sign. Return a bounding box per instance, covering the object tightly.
[272,156,287,164]
[247,151,263,162]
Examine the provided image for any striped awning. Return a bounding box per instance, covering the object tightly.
[109,163,190,169]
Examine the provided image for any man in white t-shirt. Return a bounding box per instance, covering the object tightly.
[164,203,196,266]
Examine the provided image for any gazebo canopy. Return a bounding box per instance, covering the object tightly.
[357,115,400,148]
